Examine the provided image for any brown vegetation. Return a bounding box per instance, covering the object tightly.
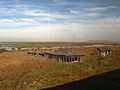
[0,46,119,90]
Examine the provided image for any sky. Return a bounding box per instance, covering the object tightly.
[0,0,120,42]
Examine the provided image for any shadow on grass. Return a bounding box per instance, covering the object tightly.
[42,69,120,90]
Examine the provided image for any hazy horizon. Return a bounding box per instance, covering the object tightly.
[0,0,120,41]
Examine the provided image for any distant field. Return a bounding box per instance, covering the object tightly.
[0,42,93,48]
[0,46,120,90]
[0,42,119,48]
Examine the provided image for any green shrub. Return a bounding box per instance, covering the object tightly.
[0,48,7,53]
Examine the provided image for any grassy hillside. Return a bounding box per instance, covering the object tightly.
[0,46,120,90]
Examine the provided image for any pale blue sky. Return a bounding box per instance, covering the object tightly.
[0,0,120,41]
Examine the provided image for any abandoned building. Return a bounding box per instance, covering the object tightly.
[95,48,112,57]
[27,48,85,63]
[44,51,85,63]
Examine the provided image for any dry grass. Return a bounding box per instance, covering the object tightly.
[0,46,120,90]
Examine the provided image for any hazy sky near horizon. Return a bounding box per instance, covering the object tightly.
[0,0,120,41]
